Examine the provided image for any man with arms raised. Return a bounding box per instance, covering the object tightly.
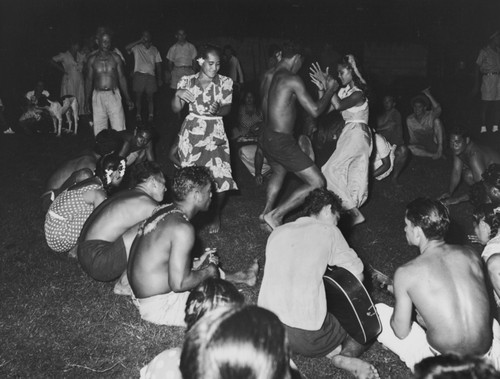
[85,31,134,136]
[258,188,379,379]
[440,127,500,205]
[259,41,337,230]
[128,167,257,326]
[78,161,166,292]
[375,198,500,371]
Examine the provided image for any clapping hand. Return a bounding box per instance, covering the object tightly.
[176,89,195,104]
[208,101,220,116]
[309,62,329,91]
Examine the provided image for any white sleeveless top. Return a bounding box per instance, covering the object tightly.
[338,85,369,124]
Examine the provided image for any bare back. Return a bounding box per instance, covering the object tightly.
[127,206,193,298]
[267,68,301,134]
[259,66,278,125]
[461,141,500,180]
[81,189,158,242]
[402,244,492,354]
[46,154,98,191]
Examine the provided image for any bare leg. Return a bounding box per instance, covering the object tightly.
[260,162,287,224]
[208,191,227,234]
[224,259,259,287]
[328,335,379,379]
[263,165,325,230]
[391,145,409,184]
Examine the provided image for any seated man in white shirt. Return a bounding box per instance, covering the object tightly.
[258,188,379,379]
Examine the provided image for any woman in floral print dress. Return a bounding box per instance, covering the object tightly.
[172,45,237,233]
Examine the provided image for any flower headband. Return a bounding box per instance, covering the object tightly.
[104,159,126,185]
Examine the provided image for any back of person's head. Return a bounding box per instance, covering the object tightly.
[281,40,304,59]
[95,153,126,190]
[172,167,213,202]
[94,129,122,156]
[303,188,342,217]
[483,164,500,189]
[406,198,450,240]
[470,181,491,208]
[268,44,281,58]
[180,305,291,379]
[184,278,244,330]
[473,203,500,239]
[414,354,500,379]
[130,161,164,187]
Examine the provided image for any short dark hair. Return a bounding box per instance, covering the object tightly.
[473,203,500,240]
[483,163,500,188]
[303,188,342,216]
[180,305,290,379]
[198,44,222,61]
[184,278,244,330]
[411,94,430,109]
[469,181,491,208]
[173,167,213,201]
[405,198,450,240]
[281,40,304,59]
[449,126,469,139]
[130,161,164,187]
[94,129,122,156]
[414,354,499,379]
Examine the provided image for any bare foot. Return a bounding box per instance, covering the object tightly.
[348,208,365,226]
[226,259,259,286]
[263,211,281,231]
[208,214,221,234]
[113,272,132,296]
[330,355,379,379]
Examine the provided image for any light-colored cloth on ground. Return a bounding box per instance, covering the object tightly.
[44,183,103,253]
[140,348,182,379]
[376,303,500,372]
[177,73,237,192]
[131,44,162,76]
[476,45,500,101]
[239,144,271,176]
[322,85,372,210]
[167,42,197,89]
[258,216,363,330]
[92,90,126,136]
[372,133,396,181]
[52,50,86,114]
[132,291,190,326]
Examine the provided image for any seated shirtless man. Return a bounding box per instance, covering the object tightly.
[258,188,379,379]
[78,161,166,291]
[375,198,500,371]
[440,127,500,205]
[128,167,258,326]
[118,126,154,166]
[41,129,122,210]
[259,40,337,230]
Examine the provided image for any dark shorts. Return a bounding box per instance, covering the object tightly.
[77,238,127,282]
[133,72,157,95]
[261,129,314,173]
[284,313,347,358]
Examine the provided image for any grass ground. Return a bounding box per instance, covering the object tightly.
[0,88,498,378]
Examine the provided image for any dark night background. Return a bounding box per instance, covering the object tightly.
[0,0,499,118]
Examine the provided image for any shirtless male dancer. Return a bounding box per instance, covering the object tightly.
[440,127,500,205]
[85,31,133,136]
[259,40,337,230]
[78,162,166,293]
[375,198,500,371]
[128,167,258,326]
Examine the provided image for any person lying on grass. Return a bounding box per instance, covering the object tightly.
[44,153,125,257]
[78,161,166,293]
[127,166,258,326]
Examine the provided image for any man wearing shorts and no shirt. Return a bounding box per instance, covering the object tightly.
[78,162,166,291]
[259,40,336,230]
[375,198,500,371]
[85,32,134,136]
